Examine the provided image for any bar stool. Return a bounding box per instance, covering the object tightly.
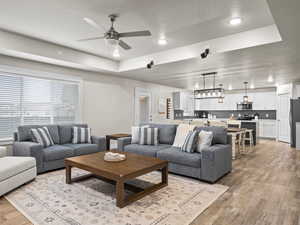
[237,130,246,154]
[244,129,254,152]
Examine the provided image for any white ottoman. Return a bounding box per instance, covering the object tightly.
[0,156,37,196]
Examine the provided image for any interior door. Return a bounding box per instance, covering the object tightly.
[134,88,152,125]
[278,93,290,142]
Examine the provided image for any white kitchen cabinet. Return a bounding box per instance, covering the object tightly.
[173,91,194,115]
[193,91,277,111]
[258,120,277,138]
[252,92,276,110]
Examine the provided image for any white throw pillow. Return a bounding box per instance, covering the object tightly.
[131,125,149,144]
[172,124,195,148]
[196,130,213,153]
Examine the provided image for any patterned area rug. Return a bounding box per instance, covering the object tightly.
[5,168,228,225]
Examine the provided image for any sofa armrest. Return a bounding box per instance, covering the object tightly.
[91,136,106,151]
[201,144,232,183]
[13,141,44,172]
[117,137,132,151]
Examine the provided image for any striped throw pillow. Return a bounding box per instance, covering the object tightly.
[72,127,91,144]
[181,130,198,153]
[139,127,159,145]
[31,127,54,147]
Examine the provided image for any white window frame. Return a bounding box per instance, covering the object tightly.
[0,64,83,144]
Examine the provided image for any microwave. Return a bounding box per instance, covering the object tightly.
[237,102,252,110]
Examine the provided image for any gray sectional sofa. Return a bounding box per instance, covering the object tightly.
[13,124,106,173]
[118,123,232,183]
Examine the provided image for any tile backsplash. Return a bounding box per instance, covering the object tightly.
[174,110,276,120]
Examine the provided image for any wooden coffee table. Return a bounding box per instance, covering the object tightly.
[65,150,168,208]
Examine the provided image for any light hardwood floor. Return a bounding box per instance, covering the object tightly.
[1,139,299,225]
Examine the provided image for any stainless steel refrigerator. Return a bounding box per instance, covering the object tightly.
[290,99,300,147]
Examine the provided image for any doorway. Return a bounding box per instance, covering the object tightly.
[277,93,290,143]
[134,88,152,125]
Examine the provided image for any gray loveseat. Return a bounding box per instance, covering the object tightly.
[118,123,232,183]
[13,124,106,173]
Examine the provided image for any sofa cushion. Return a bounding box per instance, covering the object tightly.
[64,144,99,156]
[195,126,227,145]
[157,147,202,168]
[173,124,195,147]
[124,144,171,157]
[142,123,177,145]
[43,145,74,162]
[18,125,60,144]
[0,157,36,182]
[181,130,198,153]
[58,124,88,144]
[139,127,159,146]
[31,127,55,147]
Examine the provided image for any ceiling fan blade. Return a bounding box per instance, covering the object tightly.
[119,30,151,38]
[83,17,106,31]
[119,40,131,50]
[77,36,105,42]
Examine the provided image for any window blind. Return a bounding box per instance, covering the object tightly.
[0,73,80,140]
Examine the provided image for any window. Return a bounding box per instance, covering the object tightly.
[0,72,80,140]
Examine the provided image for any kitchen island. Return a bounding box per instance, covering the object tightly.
[177,118,259,145]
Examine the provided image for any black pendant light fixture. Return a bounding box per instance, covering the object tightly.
[218,84,224,103]
[243,81,249,103]
[194,72,225,100]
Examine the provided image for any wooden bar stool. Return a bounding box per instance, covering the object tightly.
[244,129,254,152]
[238,130,246,154]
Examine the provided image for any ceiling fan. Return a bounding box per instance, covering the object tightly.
[78,14,151,50]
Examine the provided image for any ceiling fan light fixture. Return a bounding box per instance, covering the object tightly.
[106,39,119,46]
[112,48,120,58]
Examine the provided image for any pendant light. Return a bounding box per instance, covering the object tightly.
[243,82,249,103]
[194,72,225,100]
[218,84,224,103]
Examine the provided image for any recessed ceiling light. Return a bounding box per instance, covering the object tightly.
[268,76,274,83]
[250,84,254,89]
[228,85,233,90]
[230,17,242,26]
[158,37,167,45]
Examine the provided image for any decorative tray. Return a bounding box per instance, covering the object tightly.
[104,152,126,162]
[104,157,126,162]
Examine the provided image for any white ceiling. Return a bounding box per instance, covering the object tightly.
[0,0,274,60]
[119,41,300,90]
[0,0,299,90]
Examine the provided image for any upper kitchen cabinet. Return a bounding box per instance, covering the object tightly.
[193,89,277,111]
[252,91,277,110]
[173,91,194,115]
